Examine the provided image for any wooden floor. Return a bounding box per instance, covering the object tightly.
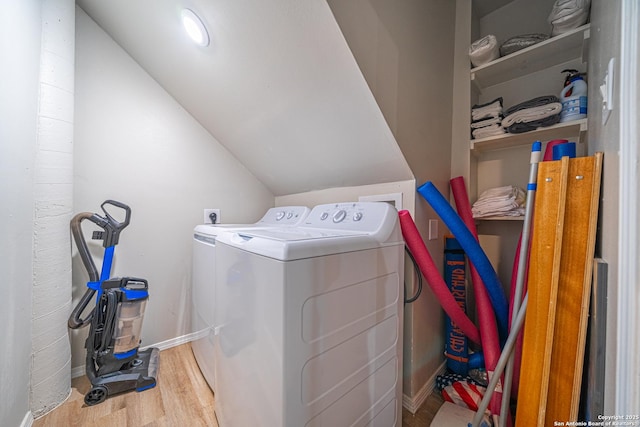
[34,343,217,427]
[34,343,442,426]
[402,392,444,426]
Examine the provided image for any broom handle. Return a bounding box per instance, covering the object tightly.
[499,141,542,426]
[470,294,529,427]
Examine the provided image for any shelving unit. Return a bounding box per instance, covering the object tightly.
[471,24,590,90]
[452,1,591,287]
[470,24,591,154]
[477,216,524,221]
[471,118,587,153]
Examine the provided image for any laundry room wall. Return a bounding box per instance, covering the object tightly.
[0,2,41,425]
[30,0,75,417]
[71,8,274,372]
[324,0,456,409]
[587,0,623,414]
[276,180,416,212]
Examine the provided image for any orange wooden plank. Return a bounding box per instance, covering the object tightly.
[545,153,604,423]
[515,157,569,427]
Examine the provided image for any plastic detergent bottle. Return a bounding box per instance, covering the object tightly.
[559,69,588,123]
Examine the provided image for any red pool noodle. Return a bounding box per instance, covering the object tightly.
[450,176,506,420]
[398,210,481,345]
[508,236,527,398]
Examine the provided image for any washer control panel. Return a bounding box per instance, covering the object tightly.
[302,202,396,233]
[257,206,311,225]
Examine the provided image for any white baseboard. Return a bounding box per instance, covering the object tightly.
[71,364,85,379]
[71,331,201,378]
[21,411,34,427]
[402,361,447,414]
[141,330,202,352]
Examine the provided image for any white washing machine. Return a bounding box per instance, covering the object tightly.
[191,206,310,392]
[214,202,404,427]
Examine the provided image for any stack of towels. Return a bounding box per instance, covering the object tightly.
[472,185,526,218]
[471,95,563,139]
[471,97,505,139]
[501,95,562,133]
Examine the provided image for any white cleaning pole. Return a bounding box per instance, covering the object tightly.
[499,141,543,426]
[470,294,529,427]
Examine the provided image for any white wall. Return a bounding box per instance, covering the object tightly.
[0,1,41,425]
[588,0,622,415]
[276,180,415,213]
[326,0,456,405]
[30,0,75,417]
[72,8,274,370]
[478,0,556,45]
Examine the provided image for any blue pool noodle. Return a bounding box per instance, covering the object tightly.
[418,181,509,337]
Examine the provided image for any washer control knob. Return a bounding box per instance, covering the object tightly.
[332,209,347,223]
[353,212,363,221]
[275,211,285,221]
[320,212,329,220]
[286,211,294,219]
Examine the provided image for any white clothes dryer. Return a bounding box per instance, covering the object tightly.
[214,202,404,427]
[191,206,310,392]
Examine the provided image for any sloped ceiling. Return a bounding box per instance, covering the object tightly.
[76,0,413,196]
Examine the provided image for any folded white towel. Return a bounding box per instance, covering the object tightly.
[469,35,499,68]
[471,116,503,129]
[472,124,506,139]
[472,186,526,218]
[471,99,503,121]
[501,103,562,127]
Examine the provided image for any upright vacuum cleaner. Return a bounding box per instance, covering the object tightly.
[68,200,159,406]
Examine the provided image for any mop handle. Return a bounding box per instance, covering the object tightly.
[470,294,529,427]
[499,141,542,426]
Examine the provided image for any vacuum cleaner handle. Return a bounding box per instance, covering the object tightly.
[69,211,100,329]
[96,200,132,248]
[68,288,97,329]
[68,200,132,329]
[101,199,131,230]
[71,212,101,283]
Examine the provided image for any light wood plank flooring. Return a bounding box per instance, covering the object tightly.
[402,392,444,427]
[34,343,217,427]
[34,343,442,426]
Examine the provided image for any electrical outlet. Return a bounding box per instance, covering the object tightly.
[428,219,438,240]
[203,209,220,224]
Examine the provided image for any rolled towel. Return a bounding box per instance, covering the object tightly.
[503,95,559,116]
[500,33,550,56]
[502,95,562,128]
[549,0,591,36]
[505,114,561,134]
[469,35,499,68]
[502,103,562,127]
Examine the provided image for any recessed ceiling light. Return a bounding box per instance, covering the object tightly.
[181,9,209,47]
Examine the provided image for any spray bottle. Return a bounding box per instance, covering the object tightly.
[559,69,588,123]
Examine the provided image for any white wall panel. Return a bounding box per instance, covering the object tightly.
[30,0,75,416]
[72,8,274,371]
[0,0,41,425]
